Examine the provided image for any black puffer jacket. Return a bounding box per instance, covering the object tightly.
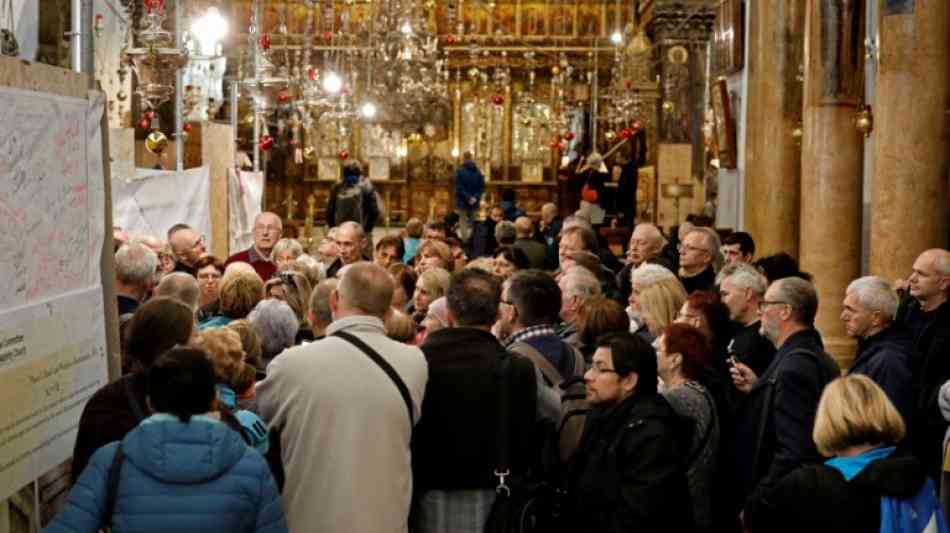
[566,391,695,533]
[744,448,928,533]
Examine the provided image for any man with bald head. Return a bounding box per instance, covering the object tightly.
[167,223,206,276]
[326,221,368,278]
[513,216,546,269]
[897,248,950,477]
[678,228,718,294]
[257,262,428,532]
[153,272,201,313]
[226,212,282,282]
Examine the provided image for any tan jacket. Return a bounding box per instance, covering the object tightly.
[257,315,428,533]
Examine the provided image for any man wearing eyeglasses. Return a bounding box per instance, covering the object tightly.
[731,277,839,521]
[226,212,282,282]
[678,229,718,294]
[167,223,207,277]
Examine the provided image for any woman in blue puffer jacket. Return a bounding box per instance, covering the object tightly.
[44,347,288,533]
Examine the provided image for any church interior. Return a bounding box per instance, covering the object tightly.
[1,0,948,381]
[0,0,949,530]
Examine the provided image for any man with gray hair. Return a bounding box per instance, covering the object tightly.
[558,265,602,347]
[617,223,673,301]
[308,279,338,340]
[167,223,206,276]
[494,220,517,246]
[226,211,283,282]
[841,275,913,421]
[731,277,839,514]
[719,263,776,377]
[114,242,158,316]
[678,228,719,294]
[257,262,428,533]
[153,272,201,312]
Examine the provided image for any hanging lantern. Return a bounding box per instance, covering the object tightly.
[259,134,274,151]
[259,33,271,51]
[145,130,168,154]
[338,149,350,160]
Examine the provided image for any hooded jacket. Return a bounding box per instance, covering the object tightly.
[743,447,931,533]
[848,324,914,423]
[45,414,287,533]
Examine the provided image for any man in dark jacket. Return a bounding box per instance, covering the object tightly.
[454,152,485,243]
[898,248,950,478]
[678,228,718,294]
[413,269,537,530]
[730,277,839,513]
[841,275,914,421]
[326,161,379,234]
[567,331,694,533]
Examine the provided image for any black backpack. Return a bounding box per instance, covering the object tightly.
[334,184,364,227]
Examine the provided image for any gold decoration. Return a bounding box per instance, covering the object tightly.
[855,105,873,138]
[145,130,169,154]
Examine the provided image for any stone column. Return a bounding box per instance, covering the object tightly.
[799,0,865,367]
[869,1,950,281]
[743,1,806,257]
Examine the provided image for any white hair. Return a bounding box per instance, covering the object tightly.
[115,243,158,287]
[631,263,677,289]
[562,265,601,299]
[719,262,767,297]
[247,299,299,359]
[846,276,899,322]
[273,238,304,258]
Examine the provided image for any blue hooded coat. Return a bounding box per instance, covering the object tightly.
[44,414,287,533]
[454,160,485,210]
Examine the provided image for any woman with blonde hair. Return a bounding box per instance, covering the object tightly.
[634,277,688,338]
[415,240,453,275]
[272,238,304,272]
[264,270,314,343]
[411,267,451,324]
[744,375,943,533]
[199,270,265,330]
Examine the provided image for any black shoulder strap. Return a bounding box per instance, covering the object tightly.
[333,330,414,429]
[123,377,146,422]
[103,442,124,527]
[494,353,513,492]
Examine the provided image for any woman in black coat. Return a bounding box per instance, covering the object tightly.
[566,332,694,533]
[743,375,942,533]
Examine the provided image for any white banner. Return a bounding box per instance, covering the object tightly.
[113,166,212,251]
[228,169,264,254]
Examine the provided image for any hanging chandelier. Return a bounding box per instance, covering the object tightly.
[123,0,188,112]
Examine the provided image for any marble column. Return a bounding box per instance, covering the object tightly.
[869,0,950,282]
[743,1,806,257]
[799,0,865,367]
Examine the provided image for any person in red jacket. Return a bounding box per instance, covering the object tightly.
[226,212,282,282]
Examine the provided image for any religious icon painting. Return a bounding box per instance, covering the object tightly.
[318,158,341,182]
[710,78,737,170]
[369,157,391,181]
[522,160,544,183]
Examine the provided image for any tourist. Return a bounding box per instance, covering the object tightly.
[326,160,379,234]
[308,279,338,341]
[114,242,158,317]
[247,299,299,365]
[493,245,530,280]
[678,229,718,294]
[272,238,304,273]
[557,265,602,348]
[454,151,485,243]
[326,221,368,278]
[195,255,225,322]
[721,231,755,265]
[167,223,207,276]
[199,270,264,330]
[374,234,405,269]
[226,212,282,282]
[154,272,201,313]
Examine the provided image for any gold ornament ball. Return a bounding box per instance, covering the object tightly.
[303,146,316,161]
[551,66,561,75]
[662,101,675,113]
[604,130,616,141]
[243,113,256,126]
[145,130,168,155]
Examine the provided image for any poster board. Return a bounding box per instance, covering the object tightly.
[0,58,111,530]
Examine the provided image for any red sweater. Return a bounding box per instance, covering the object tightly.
[225,248,277,281]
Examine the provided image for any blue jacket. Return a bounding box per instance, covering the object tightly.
[45,414,287,533]
[454,160,485,210]
[849,325,914,424]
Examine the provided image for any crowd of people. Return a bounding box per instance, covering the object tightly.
[47,159,950,533]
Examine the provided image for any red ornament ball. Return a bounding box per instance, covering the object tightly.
[324,31,334,42]
[259,135,274,151]
[620,128,633,139]
[307,67,317,81]
[446,35,457,45]
[338,149,350,160]
[182,122,193,133]
[138,117,151,130]
[491,94,505,106]
[631,120,643,132]
[259,34,271,51]
[563,131,575,141]
[144,110,156,120]
[277,89,291,103]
